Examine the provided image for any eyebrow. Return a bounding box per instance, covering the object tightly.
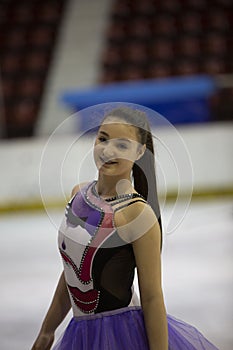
[99,131,131,143]
[99,131,109,137]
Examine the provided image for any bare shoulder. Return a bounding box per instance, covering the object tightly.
[114,200,159,243]
[71,182,89,197]
[115,200,155,223]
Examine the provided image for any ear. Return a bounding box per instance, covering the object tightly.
[136,144,146,161]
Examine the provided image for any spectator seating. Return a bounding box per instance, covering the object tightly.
[99,0,232,122]
[0,0,66,138]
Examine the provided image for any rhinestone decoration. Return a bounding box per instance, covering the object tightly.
[70,291,100,314]
[60,181,113,286]
[60,180,141,315]
[68,284,101,314]
[91,180,144,203]
[60,248,92,283]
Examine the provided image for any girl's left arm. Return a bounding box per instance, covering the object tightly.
[132,213,168,350]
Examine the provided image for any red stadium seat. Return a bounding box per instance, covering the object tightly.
[12,99,38,125]
[28,26,55,48]
[185,0,206,11]
[36,3,61,22]
[207,10,229,32]
[177,36,200,58]
[4,28,26,49]
[204,34,227,56]
[132,1,156,16]
[127,18,152,40]
[12,6,33,24]
[99,69,121,84]
[1,53,22,74]
[147,63,171,79]
[1,0,66,138]
[124,42,148,65]
[121,66,145,81]
[102,47,122,67]
[151,40,173,61]
[179,13,202,35]
[159,0,181,13]
[25,51,49,73]
[175,59,199,76]
[1,78,15,99]
[112,1,131,18]
[202,58,226,75]
[106,22,126,43]
[17,77,43,98]
[152,15,176,38]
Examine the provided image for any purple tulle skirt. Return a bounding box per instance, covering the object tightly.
[52,306,218,350]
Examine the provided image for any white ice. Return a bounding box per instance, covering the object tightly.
[0,198,232,350]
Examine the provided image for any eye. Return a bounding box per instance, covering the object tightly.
[98,136,107,143]
[117,142,128,150]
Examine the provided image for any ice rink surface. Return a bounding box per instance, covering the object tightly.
[0,197,232,350]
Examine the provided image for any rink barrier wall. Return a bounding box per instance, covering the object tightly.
[0,122,232,213]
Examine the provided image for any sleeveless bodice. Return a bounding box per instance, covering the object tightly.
[58,181,146,317]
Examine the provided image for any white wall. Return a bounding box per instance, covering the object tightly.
[1,122,232,211]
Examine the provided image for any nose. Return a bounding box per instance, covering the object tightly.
[102,142,115,159]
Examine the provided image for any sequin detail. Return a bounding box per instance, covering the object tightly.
[60,182,116,286]
[59,181,139,315]
[91,180,144,203]
[67,285,100,314]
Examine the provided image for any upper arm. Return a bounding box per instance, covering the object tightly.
[114,201,159,244]
[132,219,162,304]
[115,202,163,303]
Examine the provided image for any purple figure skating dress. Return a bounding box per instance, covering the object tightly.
[53,181,219,350]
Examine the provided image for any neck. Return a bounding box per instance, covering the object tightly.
[96,173,133,197]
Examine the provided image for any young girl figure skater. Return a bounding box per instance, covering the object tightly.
[32,106,219,350]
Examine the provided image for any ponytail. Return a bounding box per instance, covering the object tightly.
[133,131,163,249]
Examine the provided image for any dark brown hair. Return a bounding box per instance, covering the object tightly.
[103,107,162,248]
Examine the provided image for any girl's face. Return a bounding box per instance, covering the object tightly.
[94,117,145,177]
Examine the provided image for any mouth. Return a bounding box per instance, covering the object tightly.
[100,157,118,165]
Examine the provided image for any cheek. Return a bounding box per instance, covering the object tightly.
[118,150,138,163]
[120,142,141,162]
[93,142,102,154]
[93,143,101,162]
